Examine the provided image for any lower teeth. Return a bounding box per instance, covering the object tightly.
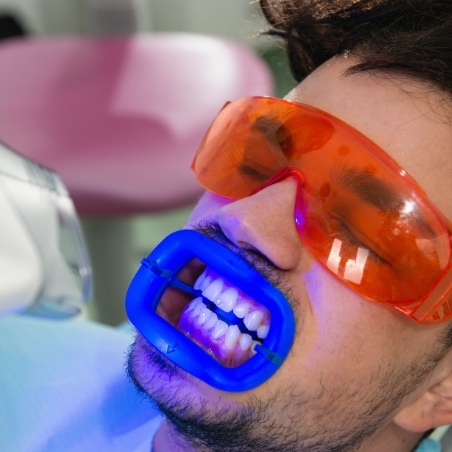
[179,297,268,356]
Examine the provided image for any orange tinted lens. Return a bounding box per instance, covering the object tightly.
[192,98,304,198]
[192,97,452,321]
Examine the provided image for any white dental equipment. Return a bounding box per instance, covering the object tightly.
[0,141,91,317]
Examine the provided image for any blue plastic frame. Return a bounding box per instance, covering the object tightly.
[126,230,295,392]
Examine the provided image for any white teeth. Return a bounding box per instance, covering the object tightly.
[233,302,250,319]
[204,311,218,330]
[193,302,204,318]
[199,275,212,291]
[185,297,200,314]
[202,278,223,301]
[243,310,264,331]
[216,287,238,313]
[224,325,241,350]
[212,320,228,339]
[194,269,207,290]
[239,333,253,351]
[190,297,204,317]
[257,325,269,339]
[197,307,212,326]
[185,270,271,357]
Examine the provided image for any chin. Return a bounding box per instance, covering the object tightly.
[128,332,233,406]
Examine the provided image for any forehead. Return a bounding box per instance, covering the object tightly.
[285,56,452,220]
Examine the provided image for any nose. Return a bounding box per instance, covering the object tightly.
[214,177,304,270]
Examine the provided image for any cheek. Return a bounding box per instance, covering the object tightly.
[302,263,366,335]
[297,263,405,374]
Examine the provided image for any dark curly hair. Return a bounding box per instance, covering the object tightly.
[259,0,452,94]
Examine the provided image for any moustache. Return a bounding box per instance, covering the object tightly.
[193,221,295,300]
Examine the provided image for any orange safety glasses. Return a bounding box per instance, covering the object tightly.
[191,96,452,324]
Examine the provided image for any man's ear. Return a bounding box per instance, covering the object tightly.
[394,372,452,432]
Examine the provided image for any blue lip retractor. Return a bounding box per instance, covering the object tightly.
[126,230,295,392]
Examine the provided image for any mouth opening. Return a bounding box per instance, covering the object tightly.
[156,259,272,368]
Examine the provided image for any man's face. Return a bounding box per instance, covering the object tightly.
[129,56,452,451]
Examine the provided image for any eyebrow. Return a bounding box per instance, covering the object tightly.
[238,162,273,182]
[335,166,440,241]
[335,167,401,211]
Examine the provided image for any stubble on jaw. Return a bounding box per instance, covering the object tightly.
[125,222,452,450]
[127,329,450,452]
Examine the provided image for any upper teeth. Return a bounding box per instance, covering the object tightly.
[202,277,223,300]
[217,288,239,312]
[233,302,249,318]
[194,269,270,338]
[198,273,240,314]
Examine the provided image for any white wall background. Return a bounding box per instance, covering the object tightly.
[147,0,264,45]
[0,0,266,46]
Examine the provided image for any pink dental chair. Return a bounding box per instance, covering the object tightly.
[0,33,274,324]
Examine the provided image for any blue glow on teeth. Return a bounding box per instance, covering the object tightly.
[199,297,261,341]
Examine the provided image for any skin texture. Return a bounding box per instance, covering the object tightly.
[129,55,452,451]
